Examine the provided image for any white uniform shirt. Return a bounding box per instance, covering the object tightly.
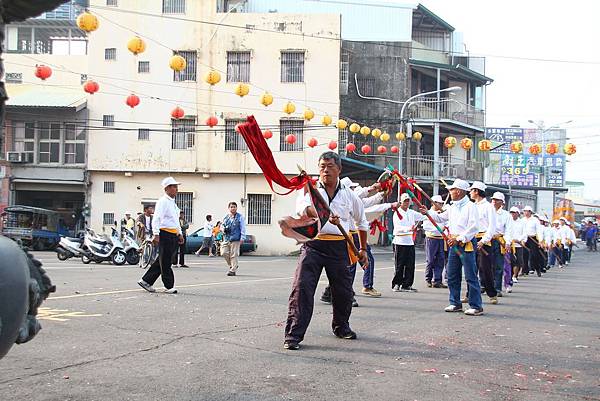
[475,199,496,243]
[422,207,446,238]
[494,207,510,236]
[152,194,181,236]
[550,227,562,245]
[429,196,480,244]
[523,216,540,237]
[203,221,215,238]
[392,207,426,246]
[543,226,554,245]
[504,217,526,247]
[296,180,368,235]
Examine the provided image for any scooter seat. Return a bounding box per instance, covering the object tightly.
[65,237,83,243]
[89,237,108,245]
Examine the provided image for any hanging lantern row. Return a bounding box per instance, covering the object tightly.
[529,143,542,155]
[461,138,473,151]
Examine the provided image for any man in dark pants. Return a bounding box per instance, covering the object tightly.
[522,206,543,277]
[138,177,184,294]
[173,211,189,268]
[284,152,368,350]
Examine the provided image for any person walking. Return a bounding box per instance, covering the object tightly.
[173,211,189,268]
[491,192,510,296]
[136,205,153,243]
[137,177,184,294]
[221,202,246,276]
[504,206,526,287]
[195,215,215,257]
[522,206,543,276]
[423,195,447,288]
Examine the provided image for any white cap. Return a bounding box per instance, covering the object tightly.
[161,176,181,188]
[539,215,547,222]
[559,217,567,222]
[491,192,505,202]
[523,206,533,212]
[565,220,571,226]
[469,181,486,191]
[509,206,520,213]
[552,220,560,224]
[447,179,470,191]
[431,195,444,203]
[125,211,131,215]
[400,193,411,202]
[341,177,359,188]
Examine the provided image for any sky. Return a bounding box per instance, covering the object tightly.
[419,0,600,199]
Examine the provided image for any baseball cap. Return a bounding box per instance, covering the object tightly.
[509,206,520,213]
[400,193,411,202]
[552,220,560,225]
[469,181,486,191]
[431,195,444,203]
[161,176,181,188]
[523,206,533,212]
[491,192,505,202]
[340,177,359,188]
[447,179,470,191]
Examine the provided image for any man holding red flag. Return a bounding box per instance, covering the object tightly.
[284,152,369,351]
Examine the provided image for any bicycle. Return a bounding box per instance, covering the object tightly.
[139,237,158,269]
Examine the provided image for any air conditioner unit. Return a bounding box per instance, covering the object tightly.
[6,151,26,163]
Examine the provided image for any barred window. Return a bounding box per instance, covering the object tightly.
[279,118,304,151]
[105,48,116,60]
[103,115,114,127]
[138,61,150,73]
[339,49,349,95]
[281,51,305,83]
[247,194,271,225]
[175,192,193,223]
[338,127,349,156]
[103,213,115,225]
[224,119,247,151]
[227,51,251,82]
[138,128,150,140]
[357,77,376,97]
[106,0,117,6]
[163,0,185,14]
[5,73,22,84]
[173,50,197,82]
[171,118,195,150]
[104,181,115,193]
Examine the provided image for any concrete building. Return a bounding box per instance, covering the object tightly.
[86,0,341,254]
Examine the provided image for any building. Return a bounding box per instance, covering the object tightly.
[86,0,341,254]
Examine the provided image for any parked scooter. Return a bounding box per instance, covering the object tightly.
[81,227,126,265]
[55,234,85,261]
[121,228,141,265]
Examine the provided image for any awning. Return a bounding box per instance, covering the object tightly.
[6,84,87,112]
[409,59,493,85]
[12,178,85,185]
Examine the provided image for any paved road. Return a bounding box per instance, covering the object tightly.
[1,248,598,401]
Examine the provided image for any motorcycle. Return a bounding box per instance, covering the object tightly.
[55,234,85,261]
[81,227,126,265]
[121,228,141,265]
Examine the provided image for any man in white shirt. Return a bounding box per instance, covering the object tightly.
[138,177,184,294]
[491,192,510,296]
[468,181,498,304]
[522,206,543,277]
[284,152,368,350]
[504,206,526,286]
[423,195,447,288]
[424,179,483,315]
[559,218,576,265]
[391,193,426,292]
[549,220,565,268]
[195,214,215,257]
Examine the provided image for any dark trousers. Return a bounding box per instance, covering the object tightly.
[172,235,186,265]
[285,240,353,343]
[142,230,177,289]
[510,247,524,273]
[526,237,542,274]
[392,244,415,289]
[522,244,530,274]
[425,237,444,284]
[476,243,498,297]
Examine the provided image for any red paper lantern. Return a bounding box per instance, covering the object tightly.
[35,65,52,80]
[263,129,273,139]
[528,143,542,155]
[171,106,184,119]
[328,141,338,150]
[285,134,297,144]
[546,143,559,155]
[307,137,318,148]
[345,143,356,152]
[361,144,372,154]
[83,80,99,94]
[390,145,399,154]
[377,145,387,154]
[125,94,140,108]
[205,116,218,128]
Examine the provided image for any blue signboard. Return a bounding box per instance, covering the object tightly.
[485,127,523,154]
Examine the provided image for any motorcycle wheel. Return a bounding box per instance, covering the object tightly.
[126,249,140,265]
[56,249,69,261]
[112,251,126,266]
[82,254,92,264]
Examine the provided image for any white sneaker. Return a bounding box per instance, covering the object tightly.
[444,304,462,312]
[392,285,401,292]
[512,276,519,283]
[506,286,512,293]
[464,308,484,316]
[137,280,156,293]
[163,288,178,294]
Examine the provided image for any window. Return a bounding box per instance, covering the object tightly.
[163,0,185,14]
[173,50,197,81]
[103,213,115,225]
[171,118,195,149]
[338,127,349,156]
[138,61,150,73]
[227,51,251,82]
[103,115,114,127]
[106,0,118,6]
[12,121,35,163]
[104,182,115,193]
[281,51,305,83]
[105,48,116,60]
[247,194,271,225]
[357,77,376,97]
[339,49,349,95]
[64,123,86,164]
[5,73,22,84]
[279,118,304,151]
[138,128,150,141]
[175,192,193,223]
[224,119,247,151]
[38,122,60,163]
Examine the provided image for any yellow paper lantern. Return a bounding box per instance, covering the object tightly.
[76,12,99,32]
[528,143,542,155]
[322,115,332,126]
[564,143,576,155]
[371,128,382,138]
[380,132,391,142]
[127,36,146,55]
[260,92,273,107]
[336,119,348,130]
[234,83,250,97]
[303,109,315,121]
[444,136,457,149]
[460,138,473,151]
[349,123,360,133]
[546,142,559,155]
[412,131,422,141]
[510,141,523,153]
[283,101,296,115]
[360,126,371,136]
[395,132,406,141]
[169,55,187,72]
[478,139,492,151]
[204,70,221,85]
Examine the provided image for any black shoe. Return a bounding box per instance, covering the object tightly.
[352,297,359,307]
[541,268,546,273]
[333,328,357,340]
[537,271,542,277]
[283,341,300,350]
[496,292,503,297]
[227,271,236,276]
[426,281,433,288]
[320,287,332,304]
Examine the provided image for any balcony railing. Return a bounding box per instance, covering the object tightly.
[407,155,483,181]
[408,97,485,128]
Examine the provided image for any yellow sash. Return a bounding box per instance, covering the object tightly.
[493,235,506,254]
[315,234,359,265]
[160,228,178,234]
[450,235,474,252]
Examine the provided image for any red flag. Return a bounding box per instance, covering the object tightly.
[306,182,331,229]
[279,215,321,243]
